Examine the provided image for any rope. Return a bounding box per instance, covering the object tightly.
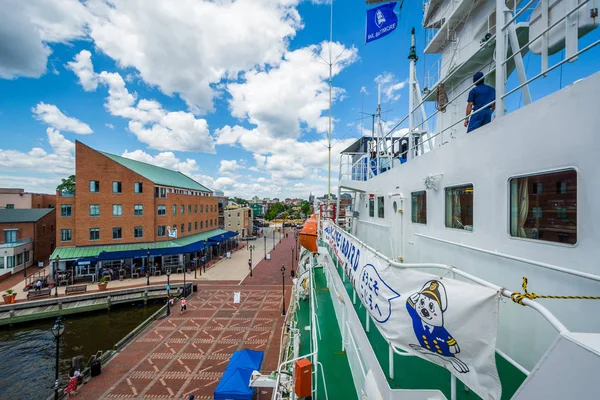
[435,83,448,112]
[510,276,600,305]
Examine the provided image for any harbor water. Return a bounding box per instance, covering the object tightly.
[0,301,162,400]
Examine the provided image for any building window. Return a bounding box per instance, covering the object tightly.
[210,219,213,227]
[112,204,122,216]
[90,204,100,216]
[188,222,191,231]
[112,227,122,239]
[195,205,198,213]
[24,250,29,263]
[445,185,474,230]
[215,219,217,226]
[195,221,198,230]
[369,197,374,217]
[17,253,23,266]
[158,205,166,216]
[161,187,166,197]
[181,223,185,233]
[61,204,72,217]
[0,257,4,269]
[7,256,14,269]
[158,226,166,237]
[134,226,144,238]
[200,205,203,212]
[112,181,122,193]
[133,204,143,216]
[60,229,72,241]
[377,196,384,218]
[411,191,427,224]
[134,182,143,193]
[4,230,17,243]
[188,205,192,214]
[181,205,185,214]
[90,228,100,241]
[510,169,577,244]
[6,204,14,209]
[205,219,208,228]
[173,205,177,215]
[90,180,100,192]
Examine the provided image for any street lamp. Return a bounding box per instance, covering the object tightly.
[146,249,151,286]
[50,316,65,400]
[281,265,286,316]
[264,235,267,259]
[183,263,187,297]
[54,256,60,297]
[248,245,255,277]
[203,240,207,273]
[166,269,171,317]
[272,230,275,249]
[221,234,225,255]
[291,246,295,278]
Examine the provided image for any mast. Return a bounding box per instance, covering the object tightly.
[327,0,333,215]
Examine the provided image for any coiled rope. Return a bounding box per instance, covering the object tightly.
[510,276,600,305]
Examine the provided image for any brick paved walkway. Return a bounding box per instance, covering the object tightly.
[76,231,298,400]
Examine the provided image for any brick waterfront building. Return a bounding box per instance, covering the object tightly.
[0,208,56,276]
[51,142,237,279]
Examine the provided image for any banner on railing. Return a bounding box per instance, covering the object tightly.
[322,220,502,400]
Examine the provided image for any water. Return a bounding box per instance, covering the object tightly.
[0,301,162,400]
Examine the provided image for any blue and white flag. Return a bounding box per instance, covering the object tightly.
[366,2,398,44]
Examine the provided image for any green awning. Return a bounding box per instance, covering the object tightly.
[50,228,231,260]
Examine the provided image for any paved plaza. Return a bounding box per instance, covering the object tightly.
[75,228,298,399]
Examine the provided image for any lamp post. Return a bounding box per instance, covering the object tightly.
[166,269,171,317]
[264,235,267,259]
[146,249,150,285]
[221,234,225,256]
[183,263,187,297]
[22,246,28,277]
[281,265,286,316]
[248,245,255,277]
[203,240,207,273]
[291,246,295,278]
[54,256,60,297]
[50,316,65,400]
[272,230,275,249]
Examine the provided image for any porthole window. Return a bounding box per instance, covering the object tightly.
[509,169,576,244]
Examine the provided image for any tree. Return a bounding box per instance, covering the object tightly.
[56,175,76,193]
[265,202,286,220]
[301,200,310,216]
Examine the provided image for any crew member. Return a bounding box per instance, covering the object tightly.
[464,71,495,133]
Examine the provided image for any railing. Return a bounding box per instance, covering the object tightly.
[0,237,31,248]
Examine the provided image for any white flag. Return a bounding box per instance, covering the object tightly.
[323,221,502,400]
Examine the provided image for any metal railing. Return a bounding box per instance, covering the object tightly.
[0,237,31,248]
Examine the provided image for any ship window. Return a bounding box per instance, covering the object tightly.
[411,191,427,224]
[509,169,577,245]
[369,197,374,217]
[445,185,473,231]
[377,196,384,218]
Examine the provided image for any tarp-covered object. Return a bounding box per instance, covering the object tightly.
[322,220,502,400]
[214,349,264,400]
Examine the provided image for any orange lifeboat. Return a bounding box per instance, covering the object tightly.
[299,214,319,253]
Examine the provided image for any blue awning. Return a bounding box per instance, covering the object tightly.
[96,239,212,261]
[208,231,239,243]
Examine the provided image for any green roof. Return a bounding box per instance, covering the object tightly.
[50,229,229,260]
[0,208,54,223]
[99,151,211,192]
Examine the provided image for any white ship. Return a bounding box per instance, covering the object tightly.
[267,0,600,399]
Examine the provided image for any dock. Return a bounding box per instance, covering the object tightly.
[0,283,191,326]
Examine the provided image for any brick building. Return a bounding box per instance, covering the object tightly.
[51,142,237,278]
[224,205,253,237]
[0,208,56,276]
[0,188,55,209]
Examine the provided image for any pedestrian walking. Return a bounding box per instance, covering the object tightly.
[180,298,187,315]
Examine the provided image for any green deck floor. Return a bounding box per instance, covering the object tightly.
[295,268,358,400]
[323,241,527,400]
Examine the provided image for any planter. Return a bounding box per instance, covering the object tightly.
[97,283,108,291]
[2,293,16,304]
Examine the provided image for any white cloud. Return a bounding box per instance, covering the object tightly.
[32,102,93,134]
[374,72,408,102]
[66,50,98,91]
[219,160,241,174]
[120,149,199,175]
[105,123,114,129]
[228,41,358,138]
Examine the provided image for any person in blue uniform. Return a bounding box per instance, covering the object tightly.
[464,71,495,133]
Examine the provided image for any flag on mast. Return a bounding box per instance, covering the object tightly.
[366,2,398,44]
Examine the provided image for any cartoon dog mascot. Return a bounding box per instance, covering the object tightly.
[406,280,469,373]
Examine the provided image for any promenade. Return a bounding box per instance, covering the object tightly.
[76,228,298,400]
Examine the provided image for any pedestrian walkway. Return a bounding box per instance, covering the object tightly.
[75,227,297,400]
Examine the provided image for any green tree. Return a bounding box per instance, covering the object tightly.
[265,202,285,220]
[56,175,76,193]
[301,200,310,216]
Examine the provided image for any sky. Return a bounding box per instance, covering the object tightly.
[0,0,598,199]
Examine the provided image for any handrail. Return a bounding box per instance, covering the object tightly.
[346,320,367,376]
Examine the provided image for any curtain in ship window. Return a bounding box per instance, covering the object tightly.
[517,178,529,238]
[453,191,462,228]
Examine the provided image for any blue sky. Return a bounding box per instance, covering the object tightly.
[0,0,598,198]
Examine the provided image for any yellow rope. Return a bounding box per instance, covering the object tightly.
[510,276,600,305]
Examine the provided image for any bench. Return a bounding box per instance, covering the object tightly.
[73,275,93,284]
[27,288,52,300]
[65,285,88,295]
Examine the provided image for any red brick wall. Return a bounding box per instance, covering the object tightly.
[31,193,56,209]
[0,221,34,244]
[56,141,218,248]
[34,209,56,262]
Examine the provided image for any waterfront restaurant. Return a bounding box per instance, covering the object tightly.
[50,141,239,283]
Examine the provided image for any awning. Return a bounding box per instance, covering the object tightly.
[208,231,239,243]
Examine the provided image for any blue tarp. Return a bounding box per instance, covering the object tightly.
[214,349,264,400]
